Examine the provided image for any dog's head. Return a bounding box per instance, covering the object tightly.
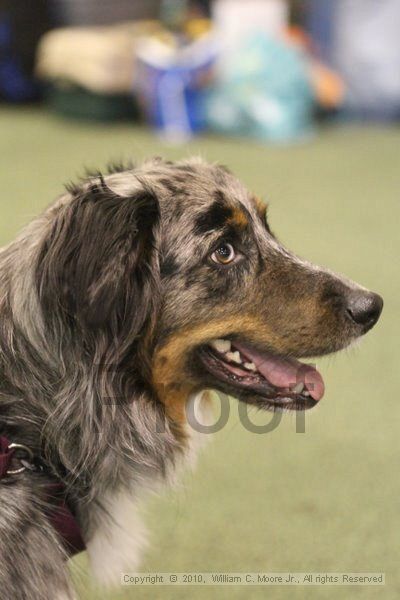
[36,158,383,430]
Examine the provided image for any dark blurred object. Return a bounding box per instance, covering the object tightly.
[190,0,211,17]
[0,0,50,101]
[161,0,189,31]
[303,0,334,64]
[45,83,138,121]
[50,0,161,27]
[287,0,306,26]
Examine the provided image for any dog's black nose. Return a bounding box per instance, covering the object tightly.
[346,290,383,330]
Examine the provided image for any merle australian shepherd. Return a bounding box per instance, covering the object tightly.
[0,158,382,598]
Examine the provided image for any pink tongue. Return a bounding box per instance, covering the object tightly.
[234,343,325,401]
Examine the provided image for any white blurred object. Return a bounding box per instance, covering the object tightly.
[212,0,288,51]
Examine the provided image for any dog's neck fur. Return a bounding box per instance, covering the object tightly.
[0,211,211,596]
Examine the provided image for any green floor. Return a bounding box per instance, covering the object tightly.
[1,108,399,599]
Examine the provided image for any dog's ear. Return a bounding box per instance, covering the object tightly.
[37,178,160,333]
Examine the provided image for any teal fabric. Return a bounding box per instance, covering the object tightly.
[206,33,314,142]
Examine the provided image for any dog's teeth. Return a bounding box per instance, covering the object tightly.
[211,339,231,353]
[292,382,304,394]
[226,351,242,364]
[244,362,257,371]
[303,391,310,397]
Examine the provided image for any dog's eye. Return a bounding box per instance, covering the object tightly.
[211,243,236,265]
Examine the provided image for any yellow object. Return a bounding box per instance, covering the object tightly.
[185,18,213,40]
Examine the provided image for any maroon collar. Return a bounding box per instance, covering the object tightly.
[0,436,85,557]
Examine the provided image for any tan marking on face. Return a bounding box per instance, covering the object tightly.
[227,207,249,228]
[153,315,288,425]
[252,196,268,221]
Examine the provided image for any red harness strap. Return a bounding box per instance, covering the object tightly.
[0,437,15,476]
[0,436,85,557]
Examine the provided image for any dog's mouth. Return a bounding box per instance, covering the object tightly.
[198,338,325,411]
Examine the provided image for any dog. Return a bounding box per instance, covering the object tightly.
[0,157,382,598]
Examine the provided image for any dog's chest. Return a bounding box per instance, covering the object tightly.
[86,391,214,584]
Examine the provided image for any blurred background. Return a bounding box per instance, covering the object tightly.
[0,1,398,599]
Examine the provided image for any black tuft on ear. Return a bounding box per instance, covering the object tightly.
[37,177,160,333]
